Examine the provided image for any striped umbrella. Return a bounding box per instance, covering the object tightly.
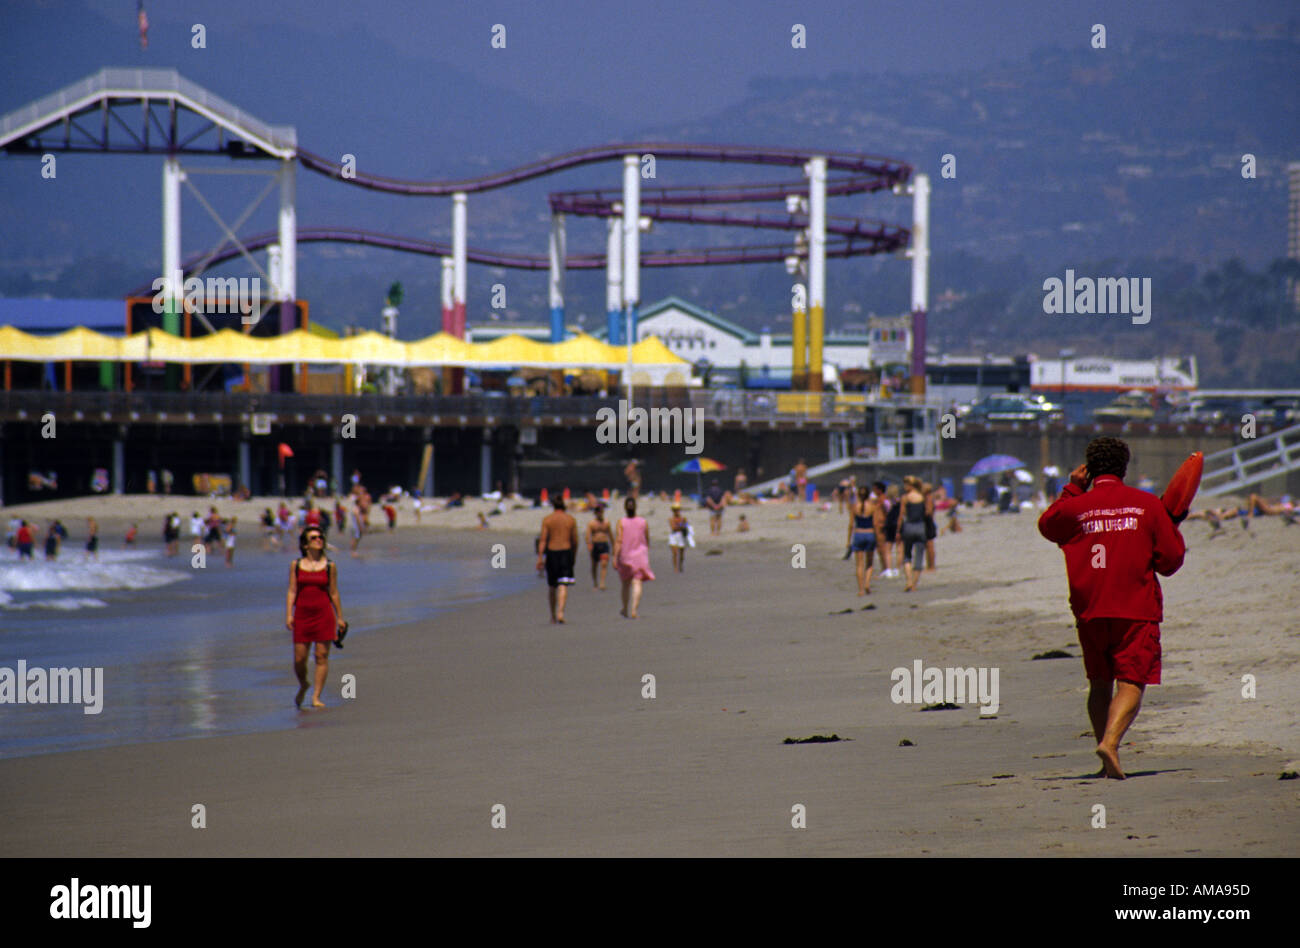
[671,457,727,497]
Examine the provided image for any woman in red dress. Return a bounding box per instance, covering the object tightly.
[286,527,346,709]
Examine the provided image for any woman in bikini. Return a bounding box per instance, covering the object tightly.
[585,504,613,589]
[286,527,346,709]
[666,503,691,573]
[845,485,884,596]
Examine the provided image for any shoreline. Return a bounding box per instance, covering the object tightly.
[1,492,1296,855]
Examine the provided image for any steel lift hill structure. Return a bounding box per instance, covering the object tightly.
[1,68,932,395]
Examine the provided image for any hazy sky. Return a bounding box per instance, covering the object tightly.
[77,0,1300,123]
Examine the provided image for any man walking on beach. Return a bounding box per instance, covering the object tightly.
[704,478,727,536]
[624,459,641,500]
[1037,437,1185,779]
[537,494,578,623]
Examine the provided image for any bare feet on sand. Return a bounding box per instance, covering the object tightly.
[294,684,308,709]
[1096,745,1126,779]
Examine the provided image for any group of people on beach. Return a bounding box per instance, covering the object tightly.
[843,476,955,595]
[536,494,657,622]
[6,516,100,560]
[157,507,239,565]
[0,434,1233,788]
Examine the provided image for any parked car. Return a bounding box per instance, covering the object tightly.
[1170,398,1229,424]
[1257,396,1300,426]
[1093,390,1155,422]
[963,393,1063,421]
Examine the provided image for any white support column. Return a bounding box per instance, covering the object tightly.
[452,192,468,337]
[807,155,827,392]
[162,157,183,315]
[606,214,622,344]
[449,192,469,394]
[440,255,454,334]
[621,156,640,346]
[910,173,930,314]
[910,173,930,394]
[621,158,640,399]
[277,160,296,301]
[267,245,282,300]
[548,213,566,342]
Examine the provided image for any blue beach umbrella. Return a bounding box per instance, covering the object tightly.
[968,454,1026,478]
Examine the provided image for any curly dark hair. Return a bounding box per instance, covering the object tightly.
[1085,437,1130,479]
[299,526,327,556]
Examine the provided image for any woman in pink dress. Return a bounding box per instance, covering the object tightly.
[613,496,655,618]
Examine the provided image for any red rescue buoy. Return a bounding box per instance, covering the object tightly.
[1161,452,1203,524]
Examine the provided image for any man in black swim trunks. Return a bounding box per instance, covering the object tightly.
[537,494,578,623]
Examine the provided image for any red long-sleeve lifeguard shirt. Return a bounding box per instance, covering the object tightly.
[1037,474,1185,623]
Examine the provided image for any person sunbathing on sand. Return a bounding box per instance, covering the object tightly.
[1244,493,1296,525]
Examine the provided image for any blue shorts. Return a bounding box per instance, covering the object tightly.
[850,530,876,553]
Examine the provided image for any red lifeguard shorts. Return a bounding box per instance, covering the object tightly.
[1076,618,1161,686]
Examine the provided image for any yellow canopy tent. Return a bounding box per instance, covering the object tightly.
[475,333,553,367]
[406,332,474,367]
[0,325,123,360]
[269,329,345,363]
[183,329,265,363]
[551,332,620,368]
[342,331,409,365]
[0,324,691,371]
[629,334,680,365]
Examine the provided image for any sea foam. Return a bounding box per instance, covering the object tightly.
[0,549,187,597]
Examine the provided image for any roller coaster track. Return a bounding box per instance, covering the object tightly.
[127,226,907,297]
[2,69,916,291]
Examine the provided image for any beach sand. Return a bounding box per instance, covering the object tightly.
[1,491,1296,856]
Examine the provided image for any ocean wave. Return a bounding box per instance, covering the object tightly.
[0,549,189,594]
[3,596,109,611]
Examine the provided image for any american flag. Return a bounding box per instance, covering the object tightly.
[137,1,149,50]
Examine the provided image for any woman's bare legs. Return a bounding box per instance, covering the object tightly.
[293,642,310,708]
[854,550,868,595]
[311,641,330,707]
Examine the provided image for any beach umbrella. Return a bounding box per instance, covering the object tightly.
[968,454,1026,478]
[671,457,727,497]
